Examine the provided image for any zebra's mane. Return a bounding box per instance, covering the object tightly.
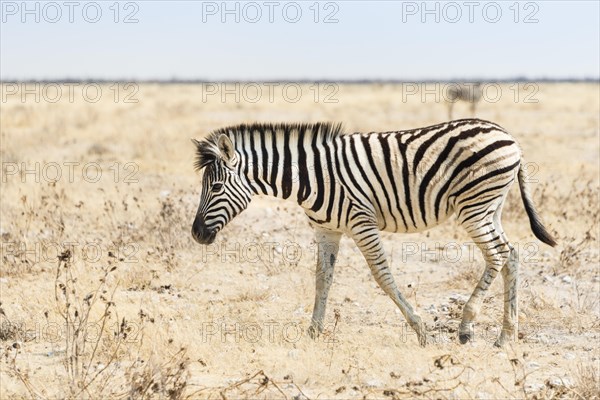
[194,122,344,171]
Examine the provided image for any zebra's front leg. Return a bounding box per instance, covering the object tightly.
[308,228,342,339]
[351,221,427,346]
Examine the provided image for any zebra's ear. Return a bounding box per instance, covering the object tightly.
[217,134,237,166]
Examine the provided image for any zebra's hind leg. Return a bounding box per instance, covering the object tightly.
[494,208,519,347]
[495,245,518,346]
[458,209,511,344]
[308,228,342,339]
[351,220,427,346]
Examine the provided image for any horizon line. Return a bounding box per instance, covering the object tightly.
[1,77,599,84]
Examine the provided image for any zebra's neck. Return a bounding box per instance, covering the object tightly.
[230,122,340,206]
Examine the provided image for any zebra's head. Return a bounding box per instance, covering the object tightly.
[191,134,252,245]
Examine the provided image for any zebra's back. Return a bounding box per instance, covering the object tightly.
[332,119,521,233]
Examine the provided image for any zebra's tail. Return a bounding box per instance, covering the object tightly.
[517,162,557,247]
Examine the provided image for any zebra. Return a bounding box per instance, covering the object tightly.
[191,119,556,347]
[446,83,483,119]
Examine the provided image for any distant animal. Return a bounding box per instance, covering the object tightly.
[446,83,483,119]
[191,119,556,347]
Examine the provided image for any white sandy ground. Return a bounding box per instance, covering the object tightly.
[0,83,598,398]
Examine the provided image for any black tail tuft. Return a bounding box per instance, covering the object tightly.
[518,164,557,247]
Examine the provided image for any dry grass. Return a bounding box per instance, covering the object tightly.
[4,250,191,399]
[0,83,598,398]
[569,363,600,400]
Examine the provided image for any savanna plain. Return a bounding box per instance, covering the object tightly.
[0,83,598,399]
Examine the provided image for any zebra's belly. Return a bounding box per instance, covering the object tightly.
[377,207,455,234]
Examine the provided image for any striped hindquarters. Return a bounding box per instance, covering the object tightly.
[334,119,521,233]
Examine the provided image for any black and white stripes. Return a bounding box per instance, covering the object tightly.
[191,118,556,346]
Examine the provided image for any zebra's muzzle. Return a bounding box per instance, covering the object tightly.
[192,216,217,245]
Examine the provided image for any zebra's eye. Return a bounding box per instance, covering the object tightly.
[211,182,224,192]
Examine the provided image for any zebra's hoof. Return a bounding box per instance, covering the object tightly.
[494,331,514,347]
[459,333,472,344]
[307,325,320,340]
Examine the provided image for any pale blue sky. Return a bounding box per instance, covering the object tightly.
[1,1,599,80]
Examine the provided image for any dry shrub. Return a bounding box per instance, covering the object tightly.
[192,370,308,399]
[5,249,133,399]
[53,250,128,398]
[546,179,599,274]
[0,195,41,276]
[0,306,24,342]
[126,348,189,400]
[6,250,190,400]
[380,355,471,399]
[231,290,269,303]
[1,185,69,277]
[150,190,201,268]
[505,176,598,243]
[518,363,599,400]
[569,363,600,400]
[139,192,195,272]
[556,230,597,275]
